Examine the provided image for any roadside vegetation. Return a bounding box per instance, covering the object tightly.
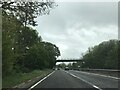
[77,39,119,69]
[3,69,52,88]
[59,40,119,70]
[1,1,60,88]
[80,40,119,69]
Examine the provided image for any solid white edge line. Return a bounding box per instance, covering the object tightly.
[28,71,55,90]
[64,71,102,90]
[73,70,120,80]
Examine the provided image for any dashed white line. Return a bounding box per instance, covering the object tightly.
[93,85,101,89]
[65,71,102,90]
[73,70,120,80]
[28,71,55,90]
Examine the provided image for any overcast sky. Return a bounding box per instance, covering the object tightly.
[35,2,118,60]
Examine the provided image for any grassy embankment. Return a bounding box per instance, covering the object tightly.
[3,69,52,88]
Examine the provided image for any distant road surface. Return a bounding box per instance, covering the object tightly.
[28,70,119,90]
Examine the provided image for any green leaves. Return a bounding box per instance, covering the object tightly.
[2,12,21,75]
[2,14,60,74]
[1,1,57,27]
[2,1,60,75]
[23,42,60,70]
[81,40,119,69]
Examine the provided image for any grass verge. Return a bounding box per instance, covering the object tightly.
[2,69,52,88]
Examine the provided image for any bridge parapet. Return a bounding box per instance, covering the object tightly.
[56,59,82,62]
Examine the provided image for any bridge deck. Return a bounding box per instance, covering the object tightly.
[56,60,82,62]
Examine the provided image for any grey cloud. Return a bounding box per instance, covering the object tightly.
[35,2,118,59]
[36,2,117,28]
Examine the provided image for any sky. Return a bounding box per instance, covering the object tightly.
[35,2,118,61]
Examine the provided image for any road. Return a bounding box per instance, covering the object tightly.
[28,70,119,89]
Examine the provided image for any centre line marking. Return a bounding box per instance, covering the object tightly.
[73,70,120,80]
[64,71,102,90]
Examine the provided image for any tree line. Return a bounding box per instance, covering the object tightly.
[77,39,119,69]
[56,40,119,70]
[1,1,60,76]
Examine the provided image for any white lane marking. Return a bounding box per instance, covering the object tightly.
[28,71,55,90]
[93,85,101,89]
[73,70,120,80]
[65,71,102,90]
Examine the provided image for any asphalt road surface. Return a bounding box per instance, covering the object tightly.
[29,70,119,89]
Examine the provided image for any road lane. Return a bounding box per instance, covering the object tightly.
[32,70,96,88]
[29,70,119,89]
[68,70,119,89]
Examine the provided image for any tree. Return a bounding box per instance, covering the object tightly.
[2,13,19,75]
[23,42,60,71]
[41,42,61,68]
[2,0,60,75]
[1,1,57,27]
[81,39,119,69]
[57,63,66,69]
[2,33,14,75]
[104,40,118,69]
[67,63,72,69]
[118,40,120,69]
[16,27,41,53]
[23,44,49,71]
[13,27,42,72]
